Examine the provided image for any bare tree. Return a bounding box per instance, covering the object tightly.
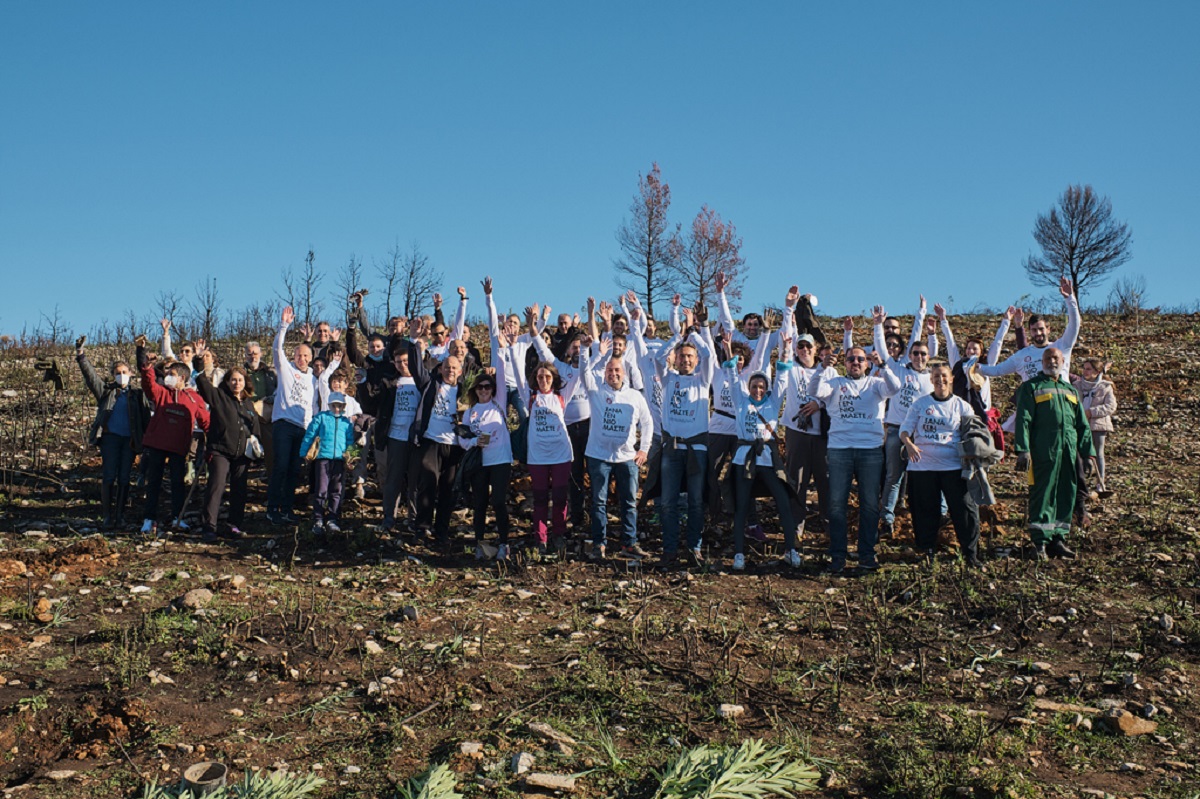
[38,305,69,346]
[668,205,746,311]
[277,249,324,326]
[1023,184,1133,299]
[190,276,222,340]
[397,242,442,319]
[375,240,405,321]
[614,162,676,317]
[335,254,367,309]
[154,289,183,325]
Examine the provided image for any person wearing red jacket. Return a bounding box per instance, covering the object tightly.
[137,342,210,535]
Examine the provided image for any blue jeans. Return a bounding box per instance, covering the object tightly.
[99,433,134,487]
[881,424,905,524]
[268,419,306,515]
[587,457,638,548]
[828,446,884,566]
[660,444,706,554]
[507,386,528,423]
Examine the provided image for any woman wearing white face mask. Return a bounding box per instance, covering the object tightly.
[137,340,211,536]
[76,336,150,531]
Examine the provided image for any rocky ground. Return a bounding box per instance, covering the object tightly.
[0,312,1198,798]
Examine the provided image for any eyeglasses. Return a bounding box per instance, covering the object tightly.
[796,342,814,349]
[911,351,929,357]
[846,356,867,363]
[476,384,495,392]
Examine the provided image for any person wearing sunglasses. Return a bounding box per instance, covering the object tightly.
[814,337,902,573]
[779,333,830,545]
[459,359,514,561]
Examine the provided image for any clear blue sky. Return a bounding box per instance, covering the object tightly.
[2,2,1197,338]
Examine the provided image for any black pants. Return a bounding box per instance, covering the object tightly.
[907,469,980,562]
[415,439,462,540]
[567,420,590,524]
[733,467,797,554]
[382,438,414,528]
[707,432,737,519]
[471,462,511,543]
[784,428,829,535]
[205,451,250,530]
[142,446,187,521]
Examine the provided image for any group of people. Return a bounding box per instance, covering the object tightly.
[75,272,1116,570]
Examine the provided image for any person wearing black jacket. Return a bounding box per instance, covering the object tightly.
[409,345,467,549]
[195,368,260,540]
[373,338,423,534]
[76,338,150,530]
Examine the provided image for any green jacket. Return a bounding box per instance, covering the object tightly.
[1013,372,1094,462]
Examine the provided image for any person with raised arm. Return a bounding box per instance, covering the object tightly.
[407,335,467,551]
[76,335,150,531]
[516,323,586,557]
[654,304,715,568]
[579,337,654,560]
[534,301,592,534]
[266,305,319,525]
[976,278,1080,383]
[482,276,534,425]
[874,305,935,537]
[373,323,424,537]
[813,335,902,573]
[724,333,800,571]
[935,303,1016,416]
[195,367,260,541]
[136,336,211,535]
[842,295,938,366]
[779,328,830,544]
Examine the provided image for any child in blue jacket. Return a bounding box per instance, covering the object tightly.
[300,392,356,533]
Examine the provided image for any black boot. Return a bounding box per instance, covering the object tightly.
[100,483,115,531]
[1046,539,1077,559]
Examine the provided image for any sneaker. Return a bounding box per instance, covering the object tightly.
[171,517,190,532]
[354,484,366,501]
[732,553,746,571]
[553,537,568,558]
[823,560,845,575]
[1046,539,1077,559]
[282,512,302,524]
[312,521,325,535]
[657,552,679,571]
[859,558,881,571]
[621,544,650,559]
[746,524,767,542]
[266,512,284,526]
[784,549,802,568]
[1032,543,1048,562]
[200,527,218,543]
[497,544,510,561]
[325,521,341,534]
[140,519,155,535]
[591,543,606,560]
[880,519,894,538]
[221,526,247,540]
[475,546,488,561]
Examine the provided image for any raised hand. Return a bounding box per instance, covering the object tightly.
[282,306,295,326]
[934,302,947,321]
[867,350,884,367]
[135,333,149,349]
[586,296,596,314]
[299,322,313,341]
[194,338,207,356]
[714,271,726,292]
[572,313,580,326]
[682,307,695,329]
[1059,277,1074,298]
[1003,305,1016,322]
[924,316,937,334]
[625,290,639,306]
[786,285,800,306]
[693,301,708,324]
[919,294,927,314]
[457,286,467,300]
[598,335,613,356]
[75,334,87,354]
[482,276,493,295]
[331,328,342,342]
[842,316,854,333]
[598,301,613,323]
[160,318,171,333]
[432,292,443,308]
[542,306,552,321]
[629,305,642,321]
[671,293,681,307]
[820,348,835,369]
[1013,307,1025,327]
[871,305,886,326]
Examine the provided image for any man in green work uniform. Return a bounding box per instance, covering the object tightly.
[1013,347,1096,560]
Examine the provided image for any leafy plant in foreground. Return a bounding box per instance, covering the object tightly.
[652,738,820,799]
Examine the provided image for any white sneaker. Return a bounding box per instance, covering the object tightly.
[324,521,341,534]
[171,517,189,532]
[141,519,155,534]
[732,553,746,571]
[785,549,802,568]
[497,544,510,561]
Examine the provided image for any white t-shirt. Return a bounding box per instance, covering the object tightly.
[780,363,823,435]
[527,392,573,465]
[902,393,974,472]
[883,364,934,426]
[581,353,653,463]
[461,401,513,467]
[815,368,901,450]
[387,377,419,442]
[423,383,459,444]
